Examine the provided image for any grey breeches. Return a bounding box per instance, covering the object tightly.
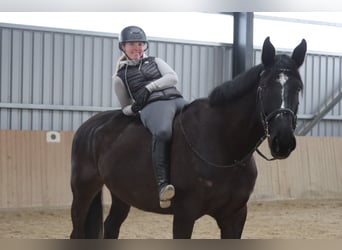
[140,98,188,141]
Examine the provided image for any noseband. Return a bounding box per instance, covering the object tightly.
[257,86,297,138]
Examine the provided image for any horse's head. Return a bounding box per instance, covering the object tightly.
[258,37,307,159]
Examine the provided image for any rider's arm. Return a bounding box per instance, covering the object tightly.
[145,57,179,92]
[113,76,135,116]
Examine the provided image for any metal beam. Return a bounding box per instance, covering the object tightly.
[296,89,342,135]
[233,12,254,77]
[0,102,117,112]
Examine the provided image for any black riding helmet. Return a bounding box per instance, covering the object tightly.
[119,26,149,52]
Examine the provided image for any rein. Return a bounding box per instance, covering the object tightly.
[179,107,269,168]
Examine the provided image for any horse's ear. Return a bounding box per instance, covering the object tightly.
[261,37,276,67]
[291,39,307,68]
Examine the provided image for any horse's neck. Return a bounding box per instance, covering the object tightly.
[217,88,262,140]
[178,89,264,164]
[217,65,265,143]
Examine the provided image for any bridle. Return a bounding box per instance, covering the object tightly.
[251,68,298,161]
[179,68,299,168]
[257,69,298,138]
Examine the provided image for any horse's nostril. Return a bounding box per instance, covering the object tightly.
[273,137,280,153]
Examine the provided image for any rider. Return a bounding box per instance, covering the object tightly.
[113,26,188,208]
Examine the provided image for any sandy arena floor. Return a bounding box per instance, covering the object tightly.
[0,199,341,239]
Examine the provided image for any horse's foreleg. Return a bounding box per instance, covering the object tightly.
[214,205,247,239]
[172,211,196,239]
[104,194,131,239]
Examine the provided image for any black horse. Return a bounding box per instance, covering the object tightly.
[70,37,307,239]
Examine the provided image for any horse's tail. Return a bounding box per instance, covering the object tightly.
[85,190,103,238]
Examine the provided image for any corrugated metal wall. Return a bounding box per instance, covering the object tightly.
[299,52,342,136]
[2,23,342,136]
[0,23,232,131]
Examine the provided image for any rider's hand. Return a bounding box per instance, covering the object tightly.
[134,87,151,108]
[131,102,144,113]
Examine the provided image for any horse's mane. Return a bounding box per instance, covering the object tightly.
[209,64,264,106]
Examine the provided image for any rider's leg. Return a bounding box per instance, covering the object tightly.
[151,135,175,207]
[140,98,188,208]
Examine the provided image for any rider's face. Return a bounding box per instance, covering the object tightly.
[122,42,145,60]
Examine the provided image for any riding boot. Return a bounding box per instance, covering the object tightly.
[152,137,175,208]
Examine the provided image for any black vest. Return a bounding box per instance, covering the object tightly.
[117,57,182,103]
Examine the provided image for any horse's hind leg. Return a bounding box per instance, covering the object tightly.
[70,166,103,239]
[104,193,131,239]
[71,190,102,238]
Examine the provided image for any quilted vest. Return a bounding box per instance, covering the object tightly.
[116,57,182,103]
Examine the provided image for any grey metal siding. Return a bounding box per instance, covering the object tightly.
[0,23,232,131]
[3,23,342,137]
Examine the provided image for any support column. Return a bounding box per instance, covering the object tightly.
[233,12,254,77]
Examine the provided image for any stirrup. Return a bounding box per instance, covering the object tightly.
[159,200,171,208]
[159,184,175,201]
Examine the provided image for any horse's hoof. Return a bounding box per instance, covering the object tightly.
[160,200,171,208]
[159,184,175,201]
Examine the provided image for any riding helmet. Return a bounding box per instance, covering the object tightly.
[119,26,148,51]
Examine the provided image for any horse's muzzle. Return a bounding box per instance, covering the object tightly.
[269,134,296,159]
